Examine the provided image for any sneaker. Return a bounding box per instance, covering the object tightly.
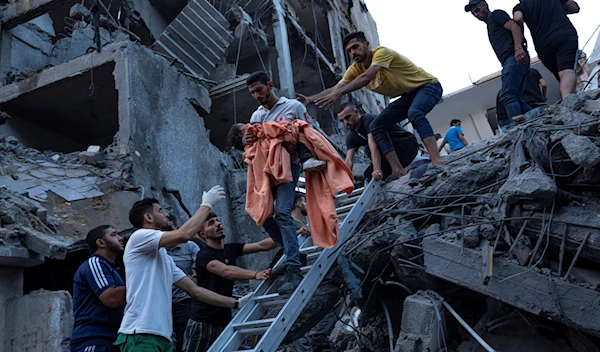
[277,268,303,295]
[272,254,307,277]
[302,158,326,172]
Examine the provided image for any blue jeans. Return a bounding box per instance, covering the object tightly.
[499,56,532,120]
[370,81,442,156]
[262,163,301,269]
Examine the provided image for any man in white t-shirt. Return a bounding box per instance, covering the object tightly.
[435,134,449,157]
[115,186,248,351]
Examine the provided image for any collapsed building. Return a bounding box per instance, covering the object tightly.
[0,0,381,350]
[1,0,600,352]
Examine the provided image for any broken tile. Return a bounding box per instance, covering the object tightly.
[44,168,67,177]
[49,186,85,202]
[65,169,91,178]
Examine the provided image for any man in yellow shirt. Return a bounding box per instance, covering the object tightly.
[297,32,445,182]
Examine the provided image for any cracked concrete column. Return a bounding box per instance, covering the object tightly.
[272,0,295,98]
[327,9,346,72]
[0,27,12,86]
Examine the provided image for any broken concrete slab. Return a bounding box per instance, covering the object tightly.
[395,291,445,352]
[498,165,557,204]
[0,245,44,267]
[4,289,73,352]
[423,236,600,337]
[561,133,600,168]
[21,227,71,260]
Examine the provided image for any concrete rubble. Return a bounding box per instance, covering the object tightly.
[282,89,600,351]
[2,0,600,350]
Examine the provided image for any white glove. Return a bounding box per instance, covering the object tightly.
[201,185,226,209]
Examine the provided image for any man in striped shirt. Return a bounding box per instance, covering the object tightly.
[71,225,126,352]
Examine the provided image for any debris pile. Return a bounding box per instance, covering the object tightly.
[0,136,139,259]
[288,89,600,351]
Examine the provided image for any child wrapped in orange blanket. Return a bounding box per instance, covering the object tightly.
[228,120,354,248]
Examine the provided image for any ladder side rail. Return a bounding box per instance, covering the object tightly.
[208,180,381,352]
[249,180,381,352]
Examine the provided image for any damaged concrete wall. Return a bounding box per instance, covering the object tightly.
[0,268,22,352]
[6,15,55,82]
[123,43,235,236]
[4,289,73,352]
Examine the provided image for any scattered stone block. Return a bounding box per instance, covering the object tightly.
[87,145,101,153]
[395,291,445,352]
[4,290,73,352]
[498,165,557,204]
[78,151,104,166]
[462,226,480,248]
[561,133,600,168]
[21,227,69,260]
[5,136,18,145]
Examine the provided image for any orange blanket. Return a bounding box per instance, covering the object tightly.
[243,120,354,248]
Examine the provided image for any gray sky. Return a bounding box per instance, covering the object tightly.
[366,0,600,93]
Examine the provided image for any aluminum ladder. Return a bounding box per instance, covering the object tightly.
[208,179,382,352]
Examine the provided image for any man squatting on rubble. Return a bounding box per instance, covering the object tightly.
[242,71,319,295]
[466,0,532,127]
[513,0,580,99]
[71,226,126,352]
[114,186,251,351]
[183,212,277,352]
[337,101,418,182]
[297,31,445,183]
[164,215,201,352]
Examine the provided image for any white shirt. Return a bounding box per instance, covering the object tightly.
[437,138,449,157]
[250,97,312,124]
[118,229,186,341]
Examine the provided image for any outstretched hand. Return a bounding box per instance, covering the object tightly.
[201,185,226,209]
[315,91,340,109]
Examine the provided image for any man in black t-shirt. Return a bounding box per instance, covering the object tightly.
[496,68,548,128]
[513,0,580,99]
[183,212,277,352]
[466,0,532,121]
[337,102,418,181]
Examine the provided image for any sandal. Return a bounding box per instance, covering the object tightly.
[418,165,446,185]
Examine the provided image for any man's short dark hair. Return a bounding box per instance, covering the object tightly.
[294,193,305,204]
[87,225,112,255]
[342,32,367,48]
[451,119,461,127]
[206,212,217,221]
[246,71,271,86]
[129,198,159,229]
[337,101,357,115]
[435,133,442,139]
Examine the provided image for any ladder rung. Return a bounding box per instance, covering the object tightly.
[299,246,322,254]
[336,203,354,214]
[233,318,276,331]
[253,293,280,302]
[238,326,269,335]
[253,293,288,307]
[336,187,364,199]
[301,265,312,273]
[306,252,321,260]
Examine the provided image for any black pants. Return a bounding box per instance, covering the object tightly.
[173,299,192,352]
[364,136,419,180]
